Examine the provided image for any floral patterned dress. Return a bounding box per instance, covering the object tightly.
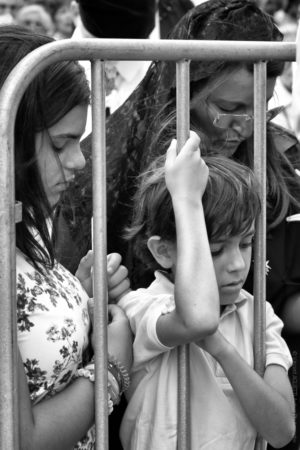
[17,248,95,449]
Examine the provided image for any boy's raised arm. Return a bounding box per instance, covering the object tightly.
[156,132,219,347]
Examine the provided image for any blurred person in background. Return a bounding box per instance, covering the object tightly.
[268,19,298,131]
[0,0,23,24]
[257,0,288,16]
[53,3,74,39]
[16,3,54,35]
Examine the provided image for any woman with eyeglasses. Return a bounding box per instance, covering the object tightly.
[63,0,300,302]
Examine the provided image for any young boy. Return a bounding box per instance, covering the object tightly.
[118,132,295,450]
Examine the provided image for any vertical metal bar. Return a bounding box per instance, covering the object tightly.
[292,22,300,139]
[176,59,191,450]
[253,61,267,450]
[91,59,109,449]
[0,113,19,448]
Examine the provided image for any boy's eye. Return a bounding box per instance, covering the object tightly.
[240,239,254,249]
[210,246,223,257]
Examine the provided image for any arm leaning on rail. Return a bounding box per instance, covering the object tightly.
[155,133,220,348]
[197,329,295,448]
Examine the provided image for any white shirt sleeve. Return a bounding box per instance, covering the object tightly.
[119,289,175,369]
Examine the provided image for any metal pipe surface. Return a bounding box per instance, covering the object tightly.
[176,60,191,450]
[253,61,267,450]
[91,60,109,449]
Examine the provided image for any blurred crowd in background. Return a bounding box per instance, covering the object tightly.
[0,0,77,38]
[0,0,298,44]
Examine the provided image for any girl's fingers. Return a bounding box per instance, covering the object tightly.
[108,304,127,321]
[108,279,131,302]
[75,250,93,280]
[107,252,122,275]
[108,264,129,289]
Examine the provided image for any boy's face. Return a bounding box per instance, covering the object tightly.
[210,225,255,305]
[166,224,254,306]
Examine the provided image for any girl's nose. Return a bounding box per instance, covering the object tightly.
[64,143,86,171]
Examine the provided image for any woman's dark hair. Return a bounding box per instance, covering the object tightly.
[162,0,284,97]
[127,153,261,272]
[139,0,299,228]
[0,26,90,270]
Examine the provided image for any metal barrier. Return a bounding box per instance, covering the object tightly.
[0,38,296,450]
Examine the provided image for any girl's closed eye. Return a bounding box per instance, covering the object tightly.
[50,138,64,153]
[52,143,64,153]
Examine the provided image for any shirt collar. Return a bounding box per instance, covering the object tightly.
[221,290,248,318]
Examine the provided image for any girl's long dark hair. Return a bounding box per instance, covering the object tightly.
[0,26,90,270]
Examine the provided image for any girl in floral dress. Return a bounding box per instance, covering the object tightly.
[1,26,132,449]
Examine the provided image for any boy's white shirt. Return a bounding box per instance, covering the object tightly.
[119,271,292,450]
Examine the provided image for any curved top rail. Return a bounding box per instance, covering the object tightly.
[0,38,295,143]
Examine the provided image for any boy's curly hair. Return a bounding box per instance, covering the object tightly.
[126,154,261,273]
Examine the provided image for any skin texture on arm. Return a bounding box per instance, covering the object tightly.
[18,296,132,449]
[18,350,95,450]
[198,330,295,448]
[156,132,219,347]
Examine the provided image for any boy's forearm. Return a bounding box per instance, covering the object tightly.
[213,342,295,447]
[174,199,219,336]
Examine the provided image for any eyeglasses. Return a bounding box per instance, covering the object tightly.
[206,100,285,130]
